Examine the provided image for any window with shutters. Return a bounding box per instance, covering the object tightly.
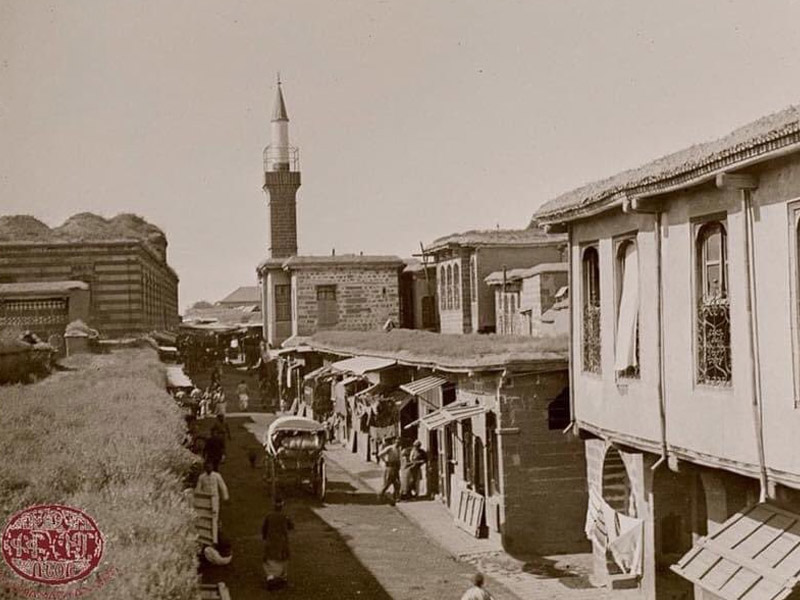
[316,285,338,328]
[615,237,640,379]
[274,284,291,322]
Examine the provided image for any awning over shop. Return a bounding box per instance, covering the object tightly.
[410,398,487,431]
[355,384,414,411]
[671,503,800,600]
[400,375,448,397]
[166,366,193,389]
[303,365,333,381]
[330,356,396,375]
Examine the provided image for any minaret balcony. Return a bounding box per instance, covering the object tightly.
[264,145,300,172]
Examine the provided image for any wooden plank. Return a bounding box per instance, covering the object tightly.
[703,540,796,587]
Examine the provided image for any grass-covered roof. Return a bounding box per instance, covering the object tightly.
[304,329,568,371]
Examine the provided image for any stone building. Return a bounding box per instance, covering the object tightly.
[485,263,568,335]
[293,329,587,557]
[257,79,403,347]
[424,229,566,334]
[533,102,800,599]
[0,213,179,336]
[399,258,438,331]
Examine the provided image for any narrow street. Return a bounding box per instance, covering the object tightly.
[199,412,520,600]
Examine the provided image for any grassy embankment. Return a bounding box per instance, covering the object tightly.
[0,348,200,598]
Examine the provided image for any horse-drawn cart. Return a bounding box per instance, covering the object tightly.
[263,416,326,501]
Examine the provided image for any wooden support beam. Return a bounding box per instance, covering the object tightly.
[542,222,568,234]
[716,172,759,190]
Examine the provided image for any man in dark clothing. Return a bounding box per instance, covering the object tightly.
[204,426,226,471]
[262,498,294,589]
[210,414,232,441]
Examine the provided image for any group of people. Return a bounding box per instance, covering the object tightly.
[376,437,428,504]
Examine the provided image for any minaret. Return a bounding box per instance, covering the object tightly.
[263,75,300,259]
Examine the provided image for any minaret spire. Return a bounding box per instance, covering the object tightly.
[263,74,300,259]
[272,72,289,122]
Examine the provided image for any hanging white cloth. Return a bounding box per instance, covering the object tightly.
[585,488,603,541]
[614,243,639,371]
[609,513,644,576]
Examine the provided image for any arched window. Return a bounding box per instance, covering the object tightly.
[696,221,731,384]
[439,266,446,309]
[470,254,477,302]
[615,239,640,378]
[582,246,601,373]
[453,263,461,309]
[446,265,453,310]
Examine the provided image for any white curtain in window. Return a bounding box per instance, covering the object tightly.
[615,243,639,371]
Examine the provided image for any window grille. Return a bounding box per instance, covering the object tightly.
[696,222,731,385]
[582,246,602,373]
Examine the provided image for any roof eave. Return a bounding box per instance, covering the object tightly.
[534,134,800,227]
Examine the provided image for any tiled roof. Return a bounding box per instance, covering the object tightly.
[533,102,800,224]
[485,262,568,285]
[402,258,435,274]
[218,286,260,305]
[425,228,566,252]
[0,281,89,295]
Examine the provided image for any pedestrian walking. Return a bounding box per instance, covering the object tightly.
[211,414,232,441]
[204,416,229,471]
[409,439,428,499]
[376,437,402,504]
[461,573,494,600]
[236,379,249,411]
[195,462,229,519]
[261,497,294,590]
[214,390,228,416]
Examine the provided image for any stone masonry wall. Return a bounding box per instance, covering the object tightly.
[496,370,589,555]
[264,171,300,259]
[293,265,400,335]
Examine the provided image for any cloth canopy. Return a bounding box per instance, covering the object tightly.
[330,356,396,375]
[166,366,193,389]
[671,503,800,600]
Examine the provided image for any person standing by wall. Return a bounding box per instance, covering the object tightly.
[409,439,428,499]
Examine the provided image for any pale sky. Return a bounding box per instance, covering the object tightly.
[2,1,800,310]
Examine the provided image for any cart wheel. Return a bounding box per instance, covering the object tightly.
[317,459,326,501]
